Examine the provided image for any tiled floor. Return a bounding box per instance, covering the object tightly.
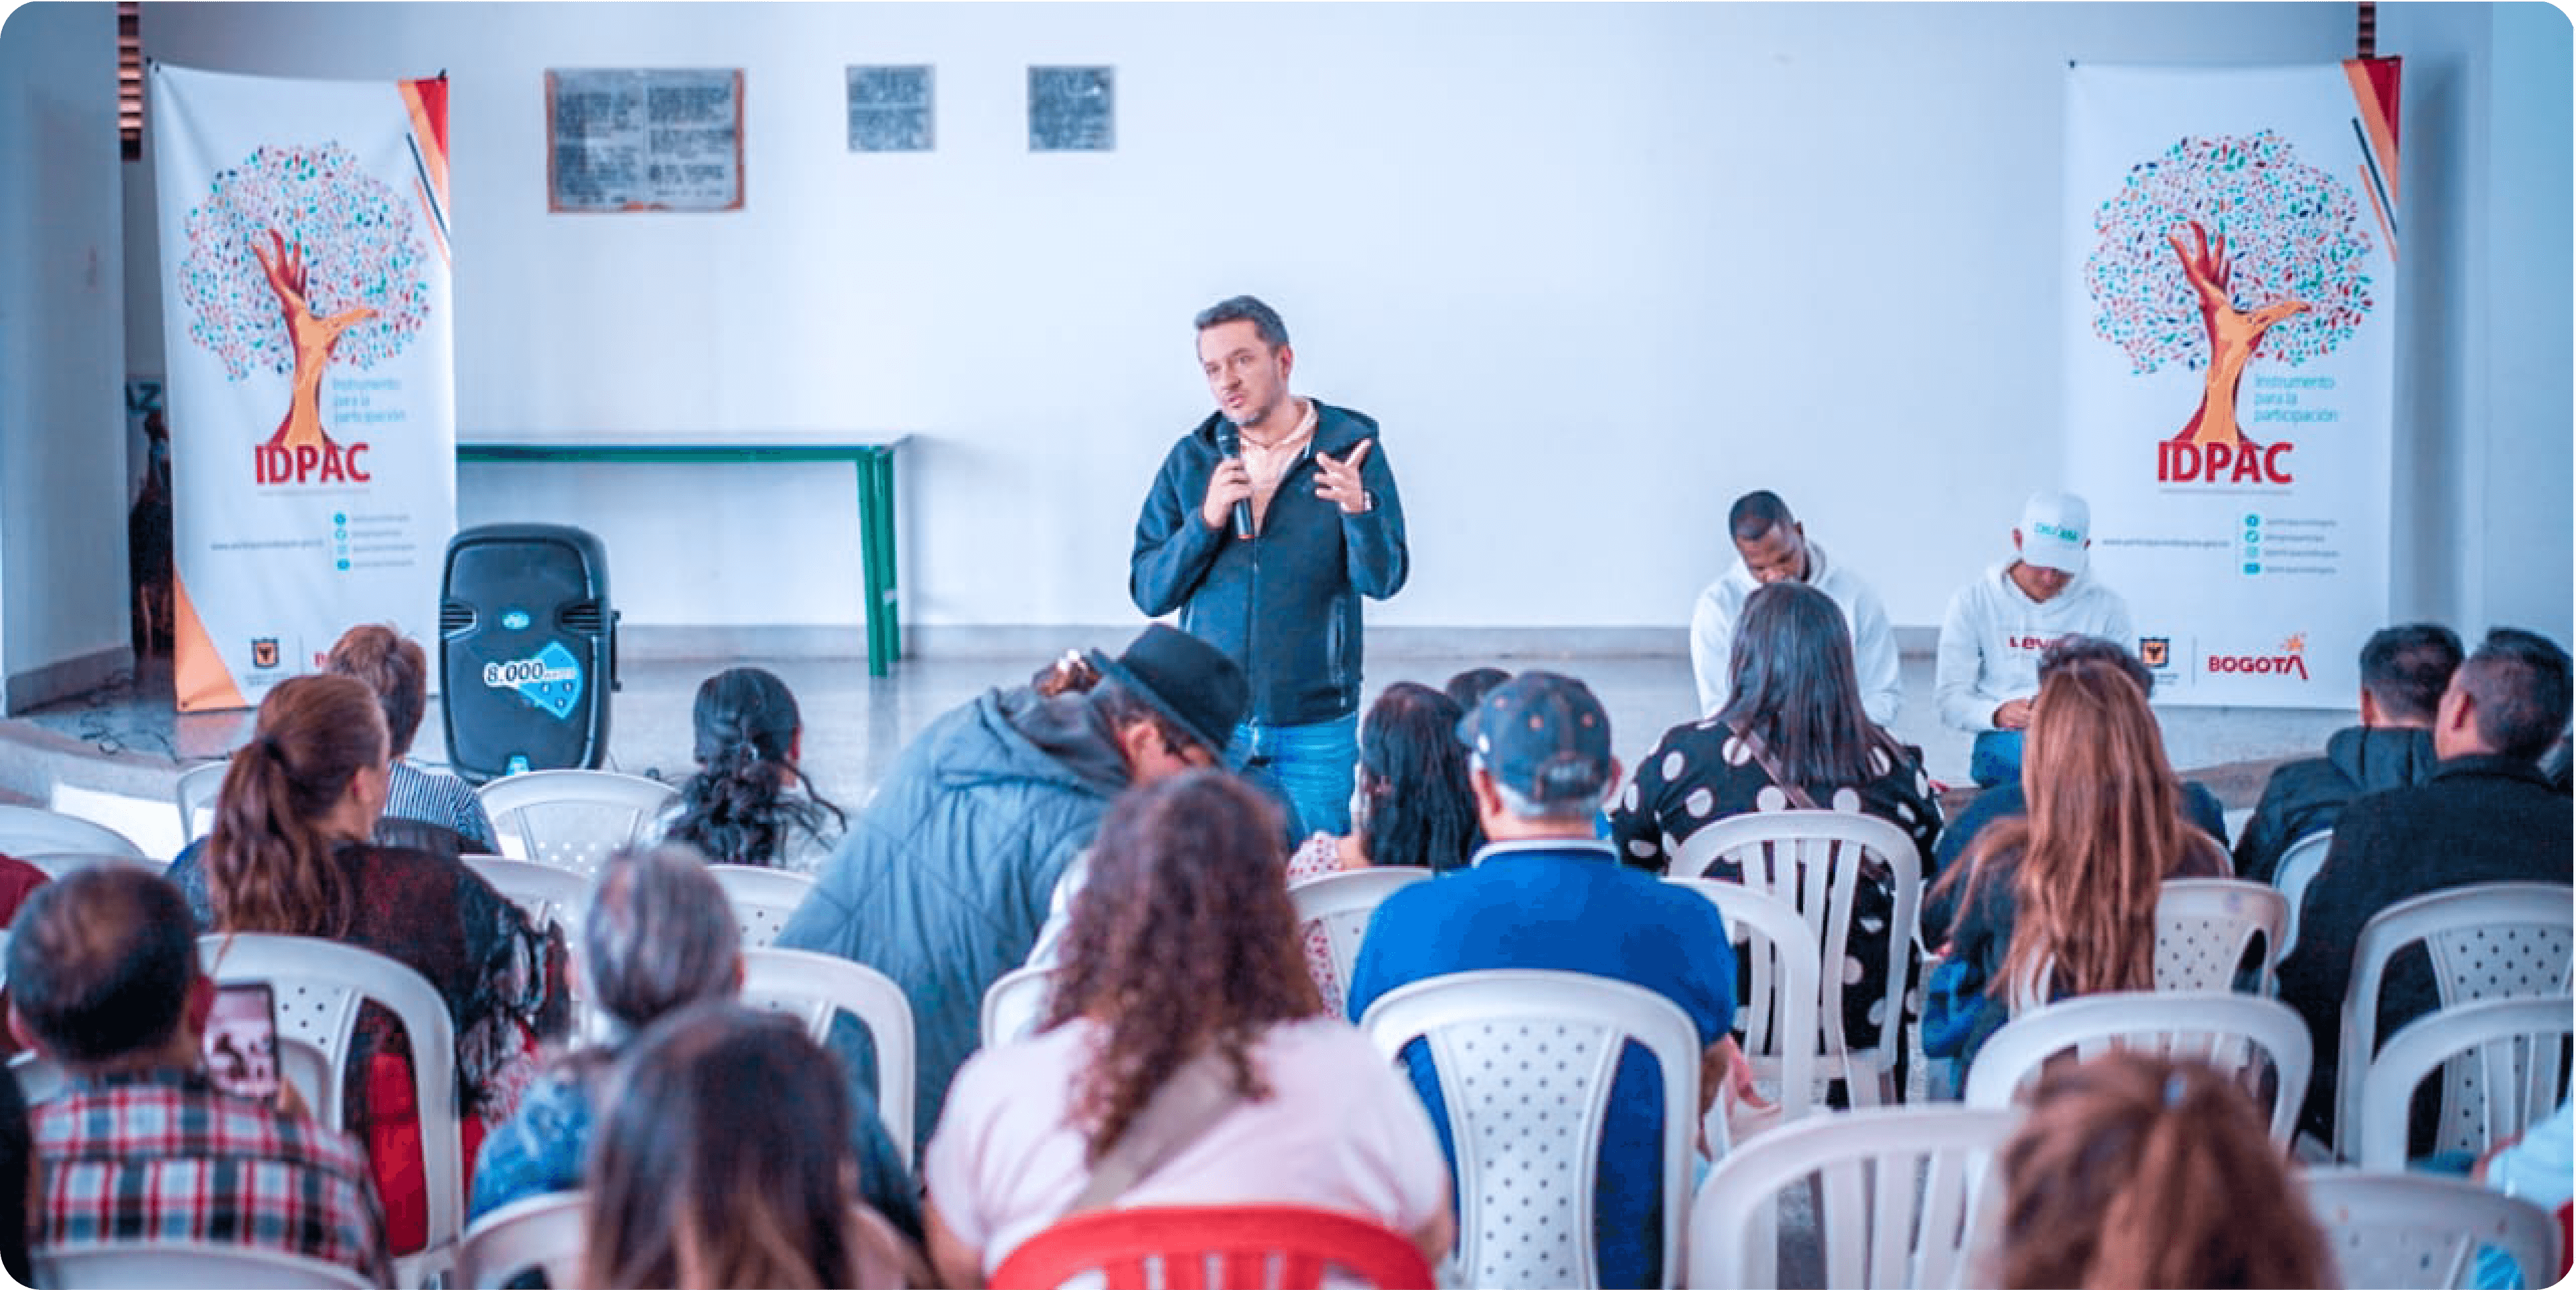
[10,640,2355,859]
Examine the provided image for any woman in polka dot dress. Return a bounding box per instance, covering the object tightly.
[1608,581,1944,1061]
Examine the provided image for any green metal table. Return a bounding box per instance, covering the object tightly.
[455,439,905,675]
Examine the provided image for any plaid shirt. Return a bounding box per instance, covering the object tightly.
[386,759,500,853]
[34,1067,394,1287]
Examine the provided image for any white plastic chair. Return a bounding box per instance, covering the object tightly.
[1963,991,2313,1144]
[2302,1167,2564,1289]
[1666,877,1822,1125]
[979,962,1060,1050]
[2156,878,2289,993]
[35,1240,376,1289]
[196,933,463,1289]
[1673,809,1922,1105]
[2356,997,2573,1169]
[457,1191,587,1289]
[13,851,163,881]
[1288,867,1432,1015]
[2335,882,2573,1159]
[2270,828,2334,958]
[708,863,818,949]
[461,855,591,939]
[474,770,677,877]
[174,758,231,845]
[1687,1104,2021,1290]
[1358,968,1701,1289]
[739,946,917,1169]
[0,804,147,862]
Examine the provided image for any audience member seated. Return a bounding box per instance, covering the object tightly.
[0,1040,32,1285]
[1440,666,1510,714]
[325,622,499,857]
[1347,672,1754,1290]
[164,674,569,1256]
[651,667,846,873]
[2474,1099,2573,1289]
[1924,654,2228,1072]
[1287,682,1481,882]
[925,771,1451,1286]
[473,842,916,1247]
[1689,490,1903,725]
[1936,490,2135,788]
[581,1001,924,1290]
[1931,637,2226,889]
[2233,622,2462,882]
[1989,1052,2332,1290]
[2277,626,2575,1145]
[8,867,392,1284]
[777,624,1247,1150]
[1614,580,1942,1072]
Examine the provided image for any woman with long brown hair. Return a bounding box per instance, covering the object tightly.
[920,770,1452,1287]
[581,1001,921,1290]
[1989,1051,2336,1289]
[167,673,568,1257]
[1924,654,2227,1068]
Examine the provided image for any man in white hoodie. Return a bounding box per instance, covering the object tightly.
[1689,490,1902,725]
[1936,490,2134,786]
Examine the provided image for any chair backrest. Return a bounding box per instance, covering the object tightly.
[13,851,164,881]
[989,1203,1437,1290]
[2269,828,2334,958]
[457,1192,587,1289]
[1666,877,1822,1125]
[2356,997,2573,1169]
[197,932,462,1289]
[980,962,1060,1050]
[1288,867,1433,1016]
[2155,878,2288,993]
[36,1240,376,1289]
[461,855,591,940]
[707,863,818,950]
[1962,991,2313,1144]
[1357,968,1699,1289]
[2336,882,2574,1159]
[2302,1167,2564,1289]
[1672,809,1922,1098]
[1687,1105,2021,1290]
[474,770,678,877]
[175,759,231,845]
[739,946,917,1169]
[0,805,147,863]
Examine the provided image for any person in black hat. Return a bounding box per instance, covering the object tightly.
[777,623,1250,1149]
[1342,670,1758,1290]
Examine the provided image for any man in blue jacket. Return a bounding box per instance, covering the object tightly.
[1131,295,1409,837]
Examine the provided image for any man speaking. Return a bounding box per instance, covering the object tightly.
[1129,295,1409,836]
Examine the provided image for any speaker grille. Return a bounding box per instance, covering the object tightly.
[560,602,605,634]
[439,601,475,634]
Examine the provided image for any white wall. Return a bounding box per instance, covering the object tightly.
[76,2,2575,647]
[0,2,131,709]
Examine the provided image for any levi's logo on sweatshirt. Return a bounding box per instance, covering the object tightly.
[2006,634,2076,652]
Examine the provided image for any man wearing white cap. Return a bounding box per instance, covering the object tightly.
[1935,490,2135,786]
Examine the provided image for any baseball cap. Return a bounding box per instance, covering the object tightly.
[1456,670,1614,806]
[2018,490,2092,575]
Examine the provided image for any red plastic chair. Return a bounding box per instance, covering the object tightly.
[988,1204,1437,1290]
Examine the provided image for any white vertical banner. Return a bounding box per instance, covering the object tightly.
[2065,62,2400,707]
[151,64,455,711]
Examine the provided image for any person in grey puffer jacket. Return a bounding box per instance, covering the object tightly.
[774,624,1248,1151]
[2232,623,2461,883]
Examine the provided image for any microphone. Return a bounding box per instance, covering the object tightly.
[1214,421,1255,539]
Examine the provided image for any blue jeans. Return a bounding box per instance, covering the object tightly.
[1969,729,2025,788]
[1226,713,1359,839]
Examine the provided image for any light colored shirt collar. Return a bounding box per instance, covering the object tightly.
[1469,836,1618,867]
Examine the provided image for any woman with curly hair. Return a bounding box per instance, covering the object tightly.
[653,666,845,872]
[1989,1051,2334,1289]
[921,770,1452,1286]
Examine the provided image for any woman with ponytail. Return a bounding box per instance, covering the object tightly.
[1991,1051,2334,1289]
[654,667,844,872]
[168,673,569,1258]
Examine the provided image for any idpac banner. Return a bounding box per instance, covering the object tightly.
[2065,61,2399,708]
[151,64,455,711]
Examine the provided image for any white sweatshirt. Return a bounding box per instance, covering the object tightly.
[1935,559,2136,732]
[1689,538,1903,726]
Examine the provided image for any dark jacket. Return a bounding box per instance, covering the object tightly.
[1129,402,1408,727]
[776,683,1132,1148]
[2275,754,2574,1144]
[2231,725,2441,883]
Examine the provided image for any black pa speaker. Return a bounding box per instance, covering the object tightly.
[439,523,618,784]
